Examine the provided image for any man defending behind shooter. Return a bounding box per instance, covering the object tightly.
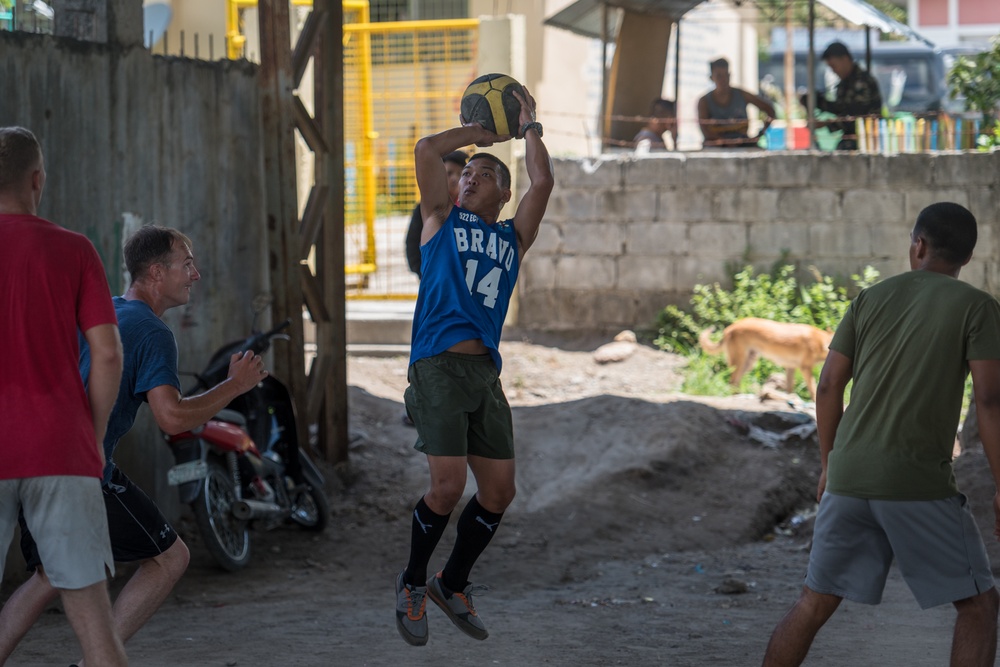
[394,87,554,646]
[762,202,1000,667]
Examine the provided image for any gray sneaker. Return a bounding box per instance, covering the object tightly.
[395,571,428,646]
[426,572,489,640]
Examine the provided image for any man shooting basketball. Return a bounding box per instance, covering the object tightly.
[394,86,553,646]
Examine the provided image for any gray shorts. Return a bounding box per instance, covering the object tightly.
[807,492,994,609]
[0,476,115,589]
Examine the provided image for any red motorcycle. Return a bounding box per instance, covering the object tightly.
[164,318,329,571]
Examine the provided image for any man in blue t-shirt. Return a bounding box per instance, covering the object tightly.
[393,87,554,647]
[0,226,266,665]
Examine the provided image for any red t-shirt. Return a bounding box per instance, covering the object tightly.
[1,214,117,479]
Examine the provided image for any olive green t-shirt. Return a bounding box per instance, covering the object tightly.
[827,270,1000,500]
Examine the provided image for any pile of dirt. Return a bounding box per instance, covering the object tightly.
[337,340,823,587]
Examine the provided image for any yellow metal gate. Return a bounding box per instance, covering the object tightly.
[343,10,478,298]
[225,0,478,299]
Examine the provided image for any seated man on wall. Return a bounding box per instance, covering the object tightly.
[698,58,775,148]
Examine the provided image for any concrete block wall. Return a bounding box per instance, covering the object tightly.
[515,150,1000,332]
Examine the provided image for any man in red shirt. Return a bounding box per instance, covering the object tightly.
[0,126,128,666]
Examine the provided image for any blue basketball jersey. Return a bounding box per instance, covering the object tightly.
[409,205,519,372]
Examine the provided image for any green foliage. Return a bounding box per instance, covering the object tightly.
[948,37,1000,127]
[975,120,1000,150]
[654,263,880,398]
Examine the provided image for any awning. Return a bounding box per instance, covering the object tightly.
[815,0,934,46]
[543,0,704,40]
[545,0,935,46]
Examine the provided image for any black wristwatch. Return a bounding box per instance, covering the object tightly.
[519,121,543,138]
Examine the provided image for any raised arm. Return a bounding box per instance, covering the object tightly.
[415,124,508,244]
[146,350,266,435]
[82,323,124,458]
[511,87,554,258]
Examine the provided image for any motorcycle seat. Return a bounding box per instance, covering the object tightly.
[213,409,247,427]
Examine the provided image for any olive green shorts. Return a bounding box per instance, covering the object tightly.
[403,352,514,459]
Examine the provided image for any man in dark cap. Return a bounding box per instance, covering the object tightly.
[802,41,882,150]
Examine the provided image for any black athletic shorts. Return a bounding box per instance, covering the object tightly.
[20,466,178,570]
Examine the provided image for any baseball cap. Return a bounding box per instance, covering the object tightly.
[821,42,851,60]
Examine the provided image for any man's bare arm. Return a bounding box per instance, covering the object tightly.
[697,95,721,140]
[146,350,265,435]
[82,323,123,458]
[511,88,554,257]
[743,90,776,122]
[969,358,1000,539]
[415,124,509,242]
[815,349,853,501]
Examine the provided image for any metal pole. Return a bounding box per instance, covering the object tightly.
[807,0,816,148]
[865,27,872,72]
[673,21,680,116]
[599,2,609,151]
[784,0,795,145]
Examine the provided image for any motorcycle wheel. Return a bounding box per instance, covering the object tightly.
[289,482,329,532]
[193,460,251,571]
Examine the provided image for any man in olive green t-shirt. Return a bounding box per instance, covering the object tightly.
[763,202,1000,667]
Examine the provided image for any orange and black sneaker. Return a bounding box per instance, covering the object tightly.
[426,571,489,640]
[395,570,428,646]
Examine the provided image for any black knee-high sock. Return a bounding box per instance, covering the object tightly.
[441,496,504,593]
[404,497,451,587]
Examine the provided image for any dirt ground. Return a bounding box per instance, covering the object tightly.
[4,330,1000,666]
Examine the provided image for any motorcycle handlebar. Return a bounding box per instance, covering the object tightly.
[240,318,292,355]
[196,319,292,388]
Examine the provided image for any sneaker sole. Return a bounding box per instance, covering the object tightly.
[426,580,489,641]
[395,573,428,647]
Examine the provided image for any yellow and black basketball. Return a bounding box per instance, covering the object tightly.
[460,73,524,137]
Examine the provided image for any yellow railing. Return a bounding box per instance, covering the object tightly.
[224,1,478,298]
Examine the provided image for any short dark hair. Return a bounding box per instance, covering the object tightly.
[709,58,729,74]
[913,202,977,265]
[649,98,676,117]
[467,153,511,189]
[443,150,468,168]
[821,41,851,60]
[124,225,193,283]
[0,126,42,192]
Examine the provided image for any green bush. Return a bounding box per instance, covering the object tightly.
[654,263,880,397]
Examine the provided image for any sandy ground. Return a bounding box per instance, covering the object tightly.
[3,330,999,666]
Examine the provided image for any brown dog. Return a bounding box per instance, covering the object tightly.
[698,318,833,400]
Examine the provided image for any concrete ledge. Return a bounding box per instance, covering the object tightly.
[347,344,411,358]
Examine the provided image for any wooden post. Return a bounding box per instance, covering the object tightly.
[257,0,309,450]
[316,0,348,465]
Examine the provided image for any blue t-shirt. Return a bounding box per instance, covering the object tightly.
[80,296,180,484]
[409,205,519,373]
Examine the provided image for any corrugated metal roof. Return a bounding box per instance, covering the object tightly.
[545,0,934,46]
[543,0,705,40]
[815,0,933,45]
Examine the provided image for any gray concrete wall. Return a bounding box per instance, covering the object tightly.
[0,32,269,524]
[516,151,1000,332]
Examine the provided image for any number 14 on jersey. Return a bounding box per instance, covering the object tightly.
[464,259,502,309]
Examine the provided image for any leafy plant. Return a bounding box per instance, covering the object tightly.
[948,37,1000,131]
[653,263,879,398]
